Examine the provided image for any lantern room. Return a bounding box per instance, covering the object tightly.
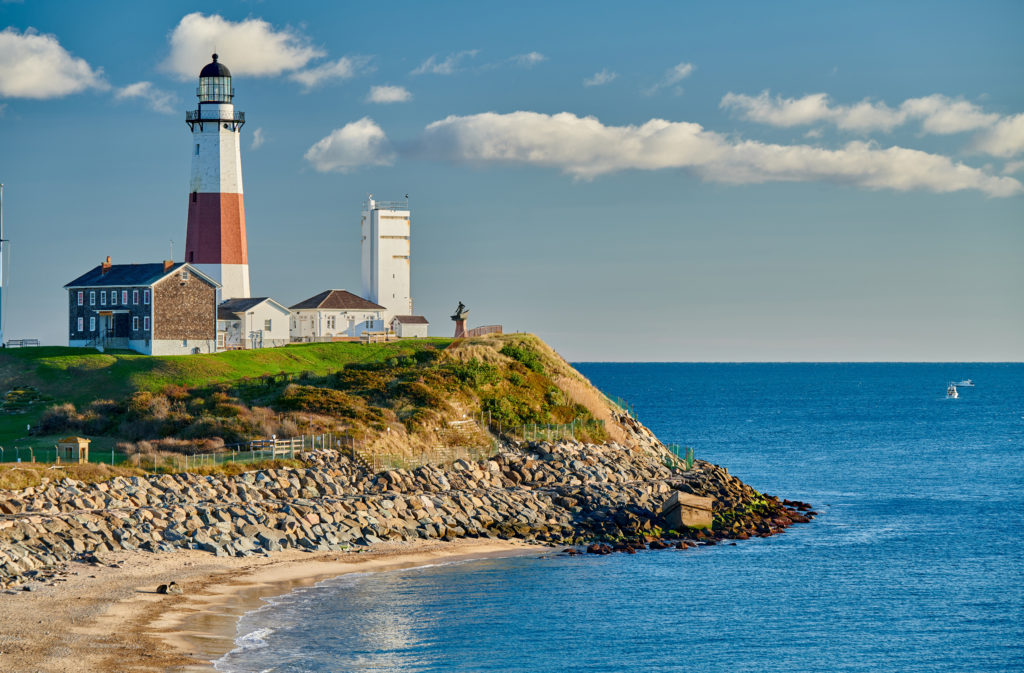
[197,53,233,103]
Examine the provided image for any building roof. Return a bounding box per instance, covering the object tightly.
[200,53,231,78]
[64,262,193,289]
[393,315,429,324]
[289,290,385,311]
[217,297,288,321]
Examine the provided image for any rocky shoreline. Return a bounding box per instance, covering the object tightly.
[0,419,815,591]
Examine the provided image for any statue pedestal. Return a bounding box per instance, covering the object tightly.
[453,318,467,338]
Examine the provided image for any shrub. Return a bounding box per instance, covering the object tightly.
[450,358,501,386]
[38,403,80,434]
[500,343,545,373]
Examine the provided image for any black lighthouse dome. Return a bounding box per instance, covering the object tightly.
[197,54,233,103]
[200,53,231,78]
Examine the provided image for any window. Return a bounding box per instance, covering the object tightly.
[143,290,150,305]
[181,270,190,281]
[195,144,200,155]
[217,333,225,349]
[121,290,128,305]
[100,292,107,306]
[143,316,150,331]
[264,319,272,331]
[326,316,336,329]
[132,316,139,331]
[192,192,197,203]
[76,291,83,306]
[77,317,83,332]
[133,290,139,305]
[365,319,373,328]
[110,290,117,305]
[89,317,96,332]
[89,291,95,306]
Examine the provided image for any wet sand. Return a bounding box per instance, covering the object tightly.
[0,539,537,672]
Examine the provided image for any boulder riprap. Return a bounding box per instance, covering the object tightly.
[0,418,814,589]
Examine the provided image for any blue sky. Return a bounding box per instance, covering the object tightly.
[1,1,1021,360]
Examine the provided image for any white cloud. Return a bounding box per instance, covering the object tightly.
[583,69,617,87]
[366,85,412,104]
[411,50,478,76]
[973,114,1024,158]
[114,81,176,113]
[305,118,394,172]
[251,127,265,150]
[162,12,324,79]
[645,62,694,95]
[510,52,546,67]
[900,95,999,134]
[291,55,373,91]
[0,27,107,98]
[722,90,1007,136]
[721,91,903,131]
[418,110,1021,197]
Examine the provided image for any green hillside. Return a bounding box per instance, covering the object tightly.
[0,340,451,445]
[0,336,623,458]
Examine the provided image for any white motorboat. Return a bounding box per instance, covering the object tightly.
[946,383,958,399]
[956,379,974,387]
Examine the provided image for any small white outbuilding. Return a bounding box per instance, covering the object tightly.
[390,315,429,338]
[217,297,291,349]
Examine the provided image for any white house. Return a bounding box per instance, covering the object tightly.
[217,297,290,350]
[390,315,429,338]
[289,290,386,341]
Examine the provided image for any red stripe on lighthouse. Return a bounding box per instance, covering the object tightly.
[185,193,248,265]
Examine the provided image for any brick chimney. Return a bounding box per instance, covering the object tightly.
[101,256,112,274]
[163,260,174,272]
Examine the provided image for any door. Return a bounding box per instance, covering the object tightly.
[114,313,130,338]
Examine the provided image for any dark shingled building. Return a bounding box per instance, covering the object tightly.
[64,258,220,355]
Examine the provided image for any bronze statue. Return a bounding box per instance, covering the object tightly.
[451,301,468,321]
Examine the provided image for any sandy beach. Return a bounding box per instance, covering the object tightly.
[0,539,538,672]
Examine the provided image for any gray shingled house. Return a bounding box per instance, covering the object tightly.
[64,258,220,355]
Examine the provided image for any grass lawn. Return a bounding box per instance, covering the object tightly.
[0,339,453,445]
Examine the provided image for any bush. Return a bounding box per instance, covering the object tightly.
[38,403,80,434]
[500,343,545,373]
[450,358,501,386]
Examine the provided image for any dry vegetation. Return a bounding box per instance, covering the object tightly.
[13,335,631,464]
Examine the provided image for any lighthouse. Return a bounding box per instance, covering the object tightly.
[184,54,250,301]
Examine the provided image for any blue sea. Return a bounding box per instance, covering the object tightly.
[215,364,1024,673]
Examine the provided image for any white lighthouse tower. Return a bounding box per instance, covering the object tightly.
[184,54,250,301]
[361,196,412,325]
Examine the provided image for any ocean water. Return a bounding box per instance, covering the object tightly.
[215,364,1024,673]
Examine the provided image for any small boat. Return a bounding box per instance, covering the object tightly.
[946,383,958,399]
[956,379,974,387]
